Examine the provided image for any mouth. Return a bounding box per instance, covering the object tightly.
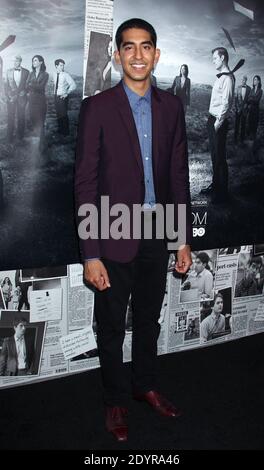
[131,64,146,70]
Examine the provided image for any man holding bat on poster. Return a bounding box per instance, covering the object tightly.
[75,18,192,442]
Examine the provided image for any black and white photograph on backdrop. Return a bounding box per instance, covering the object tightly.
[0,270,17,310]
[0,0,85,270]
[32,277,62,292]
[179,249,217,303]
[184,315,200,341]
[167,253,176,272]
[112,0,264,250]
[234,251,264,297]
[0,310,45,376]
[20,265,67,282]
[84,31,112,97]
[200,287,232,342]
[175,311,188,332]
[218,245,251,255]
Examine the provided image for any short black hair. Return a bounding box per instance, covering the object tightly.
[213,292,223,304]
[249,256,262,267]
[55,58,65,67]
[212,47,229,65]
[115,18,157,51]
[13,317,27,327]
[196,251,210,266]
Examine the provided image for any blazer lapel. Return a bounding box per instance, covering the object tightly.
[151,85,162,181]
[114,81,144,176]
[10,336,18,361]
[11,70,18,89]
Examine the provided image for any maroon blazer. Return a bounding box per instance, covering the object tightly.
[75,81,191,263]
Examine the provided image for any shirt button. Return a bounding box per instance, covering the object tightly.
[144,134,147,138]
[145,157,149,160]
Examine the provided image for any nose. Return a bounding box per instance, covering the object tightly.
[134,45,143,60]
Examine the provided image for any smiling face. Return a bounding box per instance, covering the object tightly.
[114,27,160,89]
[194,257,205,274]
[253,76,260,87]
[32,56,42,69]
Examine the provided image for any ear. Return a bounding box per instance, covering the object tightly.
[114,50,121,65]
[154,48,161,67]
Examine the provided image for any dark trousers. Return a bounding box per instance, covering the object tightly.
[207,115,229,197]
[28,95,47,152]
[94,220,169,406]
[7,99,26,141]
[55,95,69,135]
[17,368,28,376]
[234,111,246,143]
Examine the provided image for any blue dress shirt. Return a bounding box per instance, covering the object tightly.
[123,81,156,208]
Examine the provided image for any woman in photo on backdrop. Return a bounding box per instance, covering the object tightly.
[0,276,13,308]
[247,75,262,143]
[94,37,112,95]
[26,55,49,153]
[200,293,226,342]
[169,64,190,114]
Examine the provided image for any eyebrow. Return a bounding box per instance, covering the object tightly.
[121,40,154,48]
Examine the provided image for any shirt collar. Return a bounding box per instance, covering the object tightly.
[211,312,221,321]
[122,80,151,112]
[196,269,206,278]
[15,335,24,342]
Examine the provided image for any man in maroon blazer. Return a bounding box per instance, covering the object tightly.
[75,18,192,442]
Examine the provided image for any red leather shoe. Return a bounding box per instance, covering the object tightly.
[133,390,182,417]
[105,406,128,442]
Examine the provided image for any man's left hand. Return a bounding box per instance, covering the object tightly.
[175,245,192,274]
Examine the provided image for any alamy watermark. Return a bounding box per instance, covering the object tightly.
[78,196,187,250]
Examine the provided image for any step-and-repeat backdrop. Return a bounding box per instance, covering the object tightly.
[0,0,263,388]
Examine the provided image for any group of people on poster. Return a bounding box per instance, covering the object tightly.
[168,65,262,147]
[234,74,263,144]
[1,54,76,151]
[167,52,262,204]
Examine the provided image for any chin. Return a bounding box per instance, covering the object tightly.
[130,74,149,82]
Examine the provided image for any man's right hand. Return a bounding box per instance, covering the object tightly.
[84,260,111,291]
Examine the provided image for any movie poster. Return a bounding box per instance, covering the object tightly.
[0,0,85,269]
[113,0,264,250]
[1,0,264,268]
